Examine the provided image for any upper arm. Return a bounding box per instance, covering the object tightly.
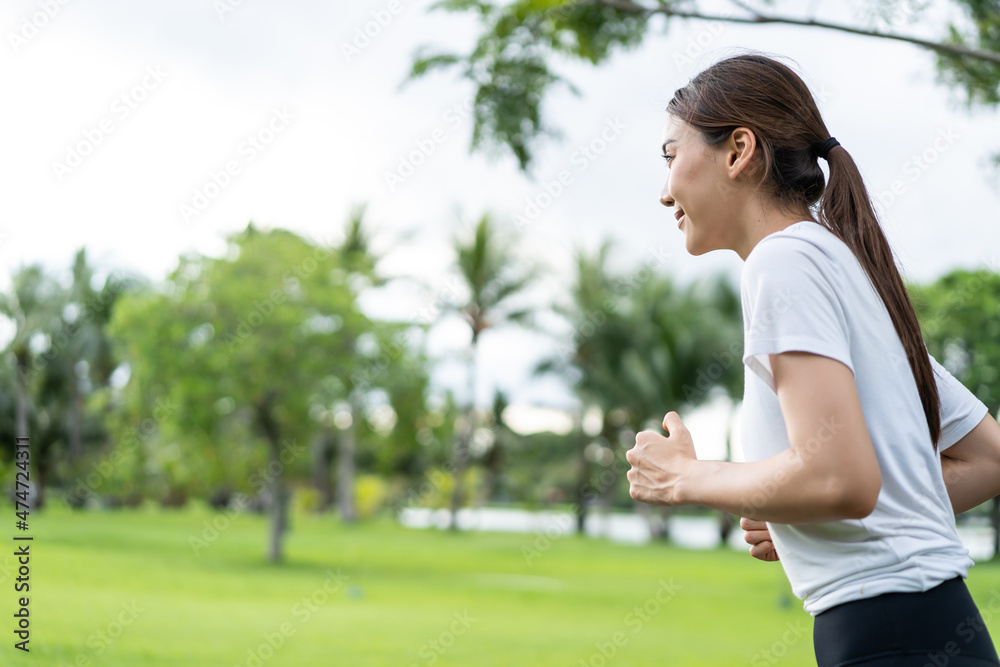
[770,351,882,518]
[942,413,1000,467]
[930,353,994,452]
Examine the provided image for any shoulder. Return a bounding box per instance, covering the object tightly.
[747,222,839,265]
[743,223,842,287]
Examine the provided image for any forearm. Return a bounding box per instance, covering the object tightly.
[941,455,1000,515]
[680,449,868,524]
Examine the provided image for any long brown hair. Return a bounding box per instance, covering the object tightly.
[667,53,941,448]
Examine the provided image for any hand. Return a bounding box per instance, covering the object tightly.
[740,517,780,562]
[625,411,698,506]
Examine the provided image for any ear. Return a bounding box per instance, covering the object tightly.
[725,127,756,180]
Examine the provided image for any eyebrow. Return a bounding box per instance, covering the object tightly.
[661,139,676,153]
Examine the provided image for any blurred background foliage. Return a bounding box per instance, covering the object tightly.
[2,208,998,562]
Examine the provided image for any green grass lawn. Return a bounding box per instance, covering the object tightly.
[3,504,1000,666]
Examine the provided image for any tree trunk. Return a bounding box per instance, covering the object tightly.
[312,429,334,512]
[449,342,478,530]
[34,446,48,511]
[448,406,474,530]
[653,507,672,541]
[338,406,357,523]
[718,398,738,546]
[267,448,289,564]
[14,350,28,439]
[598,420,620,511]
[574,429,590,535]
[69,364,83,462]
[14,350,41,510]
[256,395,287,564]
[337,393,363,523]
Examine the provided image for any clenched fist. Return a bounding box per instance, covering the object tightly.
[740,517,780,562]
[625,411,698,506]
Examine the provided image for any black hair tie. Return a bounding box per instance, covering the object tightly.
[816,136,840,160]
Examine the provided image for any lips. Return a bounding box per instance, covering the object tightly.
[675,209,685,227]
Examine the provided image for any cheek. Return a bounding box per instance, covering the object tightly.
[669,162,694,202]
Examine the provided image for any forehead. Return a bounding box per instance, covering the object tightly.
[661,116,696,145]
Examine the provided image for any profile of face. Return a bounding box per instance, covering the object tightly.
[659,116,750,256]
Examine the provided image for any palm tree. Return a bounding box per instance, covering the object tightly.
[64,249,124,463]
[536,241,743,538]
[0,264,65,507]
[334,204,384,523]
[447,213,539,529]
[615,271,742,539]
[534,240,631,533]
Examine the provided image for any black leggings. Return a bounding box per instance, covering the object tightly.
[813,577,1000,666]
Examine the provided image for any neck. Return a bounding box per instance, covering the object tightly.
[734,200,815,261]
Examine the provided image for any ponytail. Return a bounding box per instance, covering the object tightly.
[820,146,941,447]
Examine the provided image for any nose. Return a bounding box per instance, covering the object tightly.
[660,178,674,208]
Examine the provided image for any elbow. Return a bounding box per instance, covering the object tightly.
[828,475,881,520]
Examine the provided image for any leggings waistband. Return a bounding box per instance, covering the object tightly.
[813,577,1000,667]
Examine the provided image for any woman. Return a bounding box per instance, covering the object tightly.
[624,53,1000,666]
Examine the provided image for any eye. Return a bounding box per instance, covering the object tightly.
[662,154,674,166]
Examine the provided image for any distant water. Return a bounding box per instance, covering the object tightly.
[398,507,997,560]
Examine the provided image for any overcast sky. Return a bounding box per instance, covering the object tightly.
[2,0,998,457]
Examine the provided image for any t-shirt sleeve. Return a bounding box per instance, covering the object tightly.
[741,235,853,393]
[930,353,991,452]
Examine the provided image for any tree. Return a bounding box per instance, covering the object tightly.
[0,264,66,508]
[447,213,539,528]
[535,241,634,532]
[910,267,1000,556]
[62,250,123,464]
[330,205,383,523]
[535,241,743,535]
[409,0,1000,171]
[109,224,368,562]
[0,266,62,440]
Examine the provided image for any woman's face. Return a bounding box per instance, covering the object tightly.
[659,116,741,256]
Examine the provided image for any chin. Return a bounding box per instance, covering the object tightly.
[684,236,708,256]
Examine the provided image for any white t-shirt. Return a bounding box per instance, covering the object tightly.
[740,219,990,616]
